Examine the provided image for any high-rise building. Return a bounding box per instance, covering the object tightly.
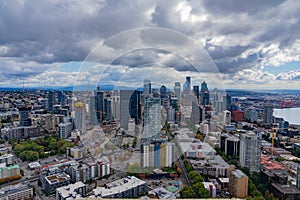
[58,91,66,107]
[140,142,175,168]
[129,90,141,124]
[232,110,244,122]
[18,106,32,126]
[75,102,86,132]
[111,94,120,122]
[160,85,169,108]
[174,82,181,101]
[88,95,98,126]
[183,76,191,94]
[193,85,200,102]
[191,101,205,125]
[144,80,151,96]
[263,104,273,125]
[48,91,56,112]
[143,96,161,141]
[200,81,210,105]
[95,90,104,124]
[120,90,133,129]
[239,132,261,174]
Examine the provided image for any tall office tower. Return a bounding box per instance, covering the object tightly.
[174,82,181,101]
[143,80,151,96]
[120,90,133,129]
[143,96,161,141]
[263,104,273,125]
[140,143,154,168]
[160,85,169,108]
[183,76,191,94]
[169,97,179,122]
[75,102,86,132]
[18,106,32,126]
[111,94,120,122]
[95,90,104,124]
[89,95,98,126]
[105,98,113,122]
[297,165,300,189]
[239,132,261,174]
[58,91,66,107]
[48,91,55,112]
[223,110,231,125]
[129,90,141,124]
[200,81,210,105]
[191,101,205,125]
[226,94,232,111]
[193,85,200,102]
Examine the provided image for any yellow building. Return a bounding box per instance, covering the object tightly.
[229,169,248,198]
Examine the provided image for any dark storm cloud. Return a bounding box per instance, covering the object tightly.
[0,0,300,86]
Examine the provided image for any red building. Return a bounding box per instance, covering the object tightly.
[232,110,244,122]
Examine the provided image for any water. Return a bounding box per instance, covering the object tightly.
[273,107,300,125]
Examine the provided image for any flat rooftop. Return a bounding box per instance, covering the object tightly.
[272,183,300,194]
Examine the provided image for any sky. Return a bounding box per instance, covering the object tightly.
[0,0,300,90]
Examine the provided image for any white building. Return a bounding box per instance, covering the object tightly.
[58,122,73,138]
[93,176,147,198]
[239,132,261,174]
[56,181,86,200]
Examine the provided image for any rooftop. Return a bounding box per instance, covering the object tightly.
[56,181,85,198]
[93,176,146,197]
[272,183,300,194]
[0,183,32,197]
[45,173,70,185]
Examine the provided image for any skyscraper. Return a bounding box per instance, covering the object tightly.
[129,90,141,124]
[183,76,191,94]
[200,81,210,105]
[174,82,181,101]
[239,132,261,174]
[143,95,161,141]
[88,95,98,126]
[18,106,32,126]
[58,91,66,107]
[193,85,200,102]
[263,104,273,125]
[160,85,169,108]
[95,90,104,124]
[48,91,55,112]
[120,90,133,129]
[75,102,86,132]
[143,80,151,96]
[191,101,204,125]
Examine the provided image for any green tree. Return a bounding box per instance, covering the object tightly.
[180,186,195,198]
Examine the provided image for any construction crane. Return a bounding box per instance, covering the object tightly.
[271,127,288,156]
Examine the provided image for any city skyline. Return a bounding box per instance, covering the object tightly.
[0,1,299,89]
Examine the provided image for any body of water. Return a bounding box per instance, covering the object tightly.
[273,107,300,125]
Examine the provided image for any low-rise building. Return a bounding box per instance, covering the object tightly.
[271,183,300,200]
[0,154,13,166]
[44,173,71,195]
[0,164,20,179]
[0,183,33,200]
[93,176,147,198]
[56,181,86,200]
[203,182,216,198]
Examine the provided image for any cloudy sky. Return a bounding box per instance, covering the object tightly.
[0,0,300,90]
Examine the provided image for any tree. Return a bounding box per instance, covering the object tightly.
[180,186,195,198]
